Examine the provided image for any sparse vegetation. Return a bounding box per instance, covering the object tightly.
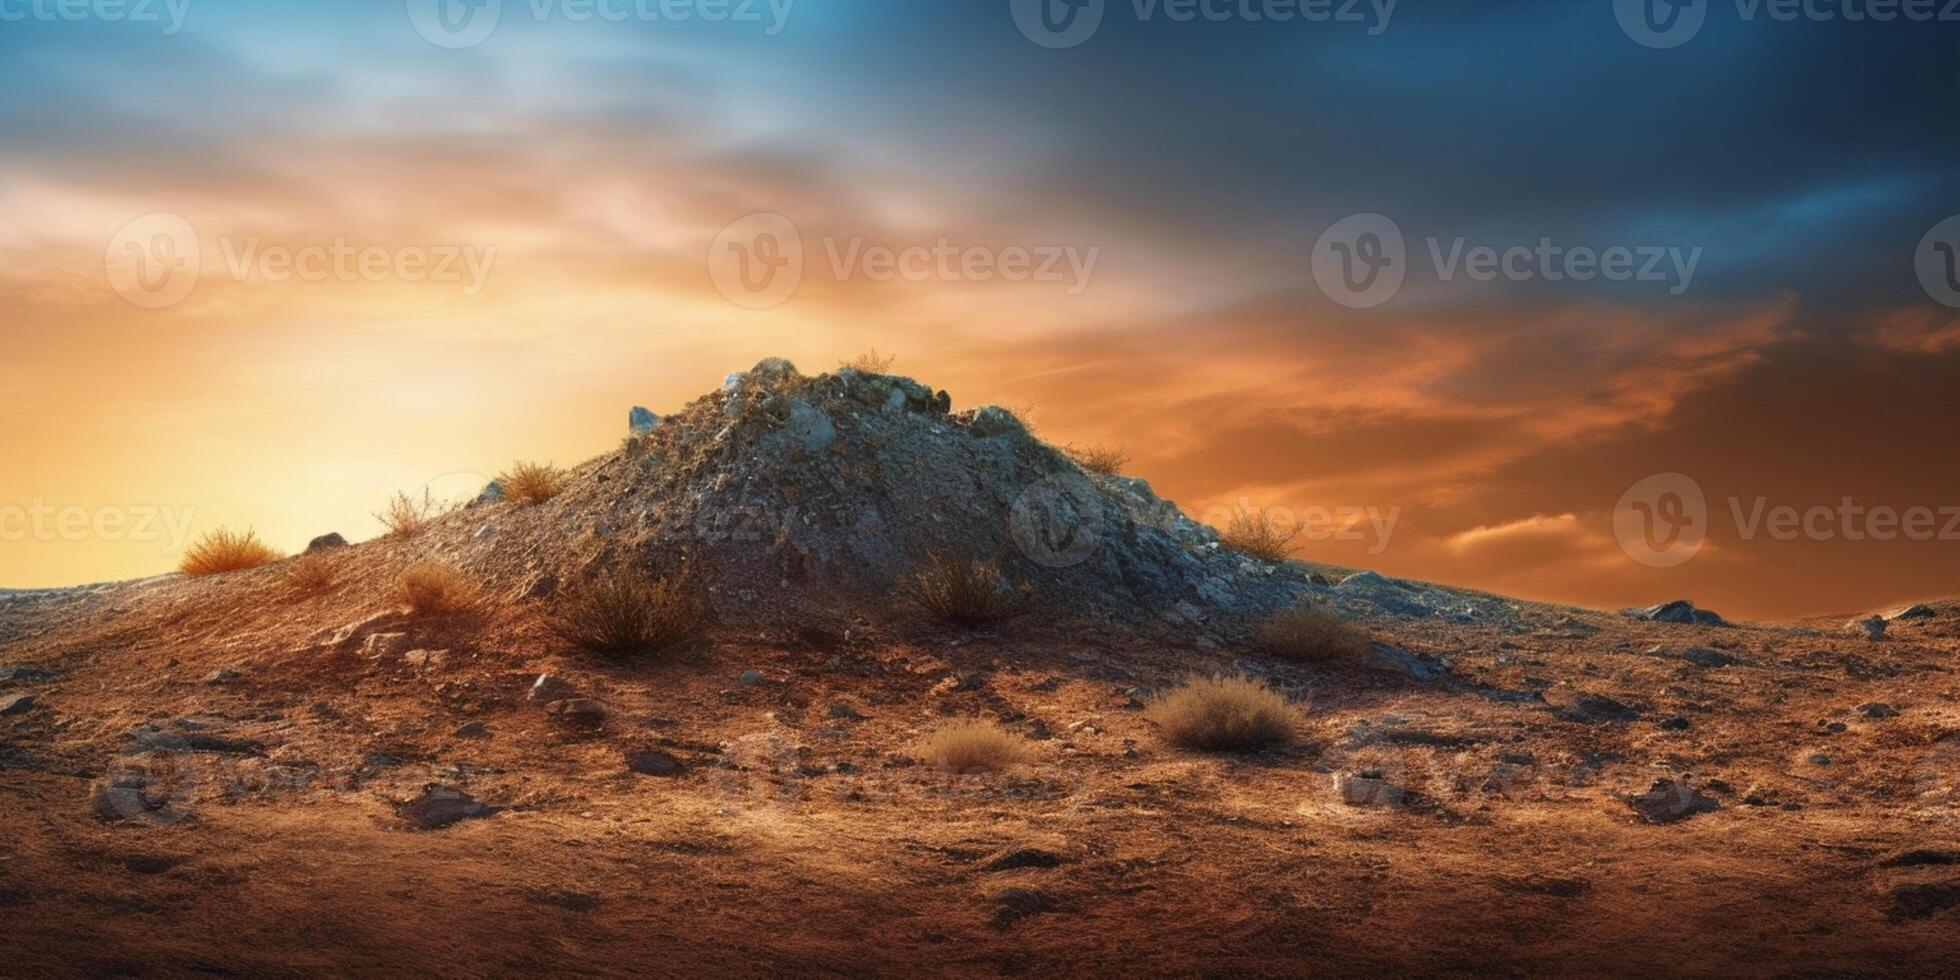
[901,554,1013,627]
[1146,675,1297,751]
[1219,509,1301,563]
[285,552,340,596]
[498,461,567,506]
[179,528,282,577]
[374,489,446,539]
[914,717,1032,772]
[844,348,896,373]
[546,565,703,659]
[394,562,477,616]
[1065,444,1130,475]
[1257,602,1372,664]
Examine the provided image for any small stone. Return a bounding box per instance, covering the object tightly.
[737,670,765,687]
[1028,719,1052,741]
[0,664,52,685]
[990,887,1056,926]
[393,785,496,830]
[1561,694,1641,724]
[1859,702,1898,719]
[305,532,348,553]
[827,702,865,721]
[1627,778,1719,824]
[473,481,504,506]
[402,650,447,669]
[628,406,661,437]
[1680,646,1736,668]
[1888,603,1938,621]
[983,848,1065,872]
[202,669,240,686]
[1808,753,1832,766]
[361,633,412,660]
[0,693,38,716]
[1658,716,1691,731]
[625,748,684,777]
[1621,600,1726,627]
[548,699,609,728]
[527,674,573,704]
[1336,770,1405,807]
[452,721,489,739]
[1848,615,1887,640]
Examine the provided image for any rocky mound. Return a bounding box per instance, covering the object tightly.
[420,358,1312,634]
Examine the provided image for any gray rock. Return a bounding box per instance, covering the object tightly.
[737,670,765,687]
[1622,600,1727,627]
[527,674,573,704]
[1561,694,1641,724]
[1658,716,1692,731]
[1336,770,1406,807]
[828,701,865,721]
[1680,646,1736,668]
[1365,643,1449,681]
[625,748,684,777]
[305,532,348,553]
[393,785,496,830]
[473,481,504,506]
[967,405,1028,440]
[548,698,609,728]
[1848,615,1887,640]
[453,721,489,738]
[0,692,38,716]
[779,399,836,453]
[0,664,52,685]
[983,847,1065,872]
[628,406,661,437]
[1627,778,1719,824]
[1858,702,1898,719]
[202,668,240,686]
[1887,603,1938,620]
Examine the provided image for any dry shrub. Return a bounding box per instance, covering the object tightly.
[498,461,566,506]
[901,554,1012,627]
[1066,444,1130,475]
[374,489,445,539]
[285,552,340,596]
[179,528,281,577]
[1146,675,1296,751]
[394,562,477,616]
[1257,603,1372,664]
[547,565,703,659]
[1220,509,1301,563]
[914,717,1032,772]
[844,348,896,373]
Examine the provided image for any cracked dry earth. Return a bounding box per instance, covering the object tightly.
[5,568,1960,975]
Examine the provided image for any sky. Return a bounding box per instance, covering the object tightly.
[3,0,1959,619]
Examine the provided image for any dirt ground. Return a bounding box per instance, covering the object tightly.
[5,563,1960,976]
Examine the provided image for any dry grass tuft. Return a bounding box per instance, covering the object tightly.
[901,554,1013,627]
[547,565,704,659]
[844,348,897,373]
[394,562,477,616]
[498,461,567,506]
[1220,509,1301,563]
[1257,603,1372,664]
[1066,444,1131,475]
[180,528,282,577]
[374,489,446,539]
[1146,675,1297,751]
[914,717,1033,772]
[285,552,341,597]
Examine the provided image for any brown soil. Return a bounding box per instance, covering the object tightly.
[6,562,1960,975]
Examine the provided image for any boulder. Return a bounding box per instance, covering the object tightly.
[473,481,504,506]
[1887,603,1938,620]
[625,748,684,777]
[1847,615,1887,640]
[393,785,496,830]
[1335,770,1406,807]
[1858,702,1898,719]
[1627,777,1719,824]
[628,406,660,437]
[1622,600,1726,626]
[1560,694,1642,724]
[305,532,348,553]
